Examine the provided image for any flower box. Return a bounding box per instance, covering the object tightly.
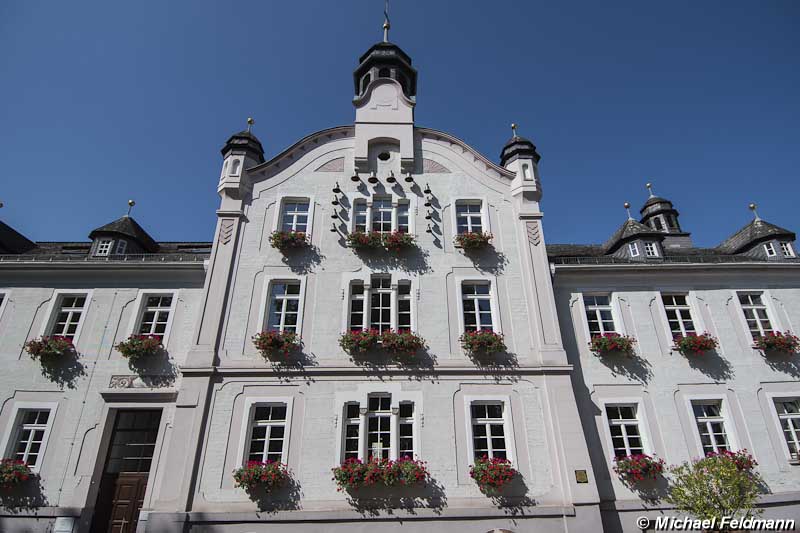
[0,459,32,489]
[673,333,719,356]
[459,330,506,356]
[379,330,426,358]
[339,329,380,354]
[454,232,493,250]
[589,333,636,356]
[383,231,416,252]
[469,456,517,493]
[612,454,665,483]
[269,230,307,251]
[705,449,757,472]
[24,336,74,361]
[345,231,384,250]
[115,335,163,361]
[252,330,301,359]
[331,457,428,491]
[753,331,800,355]
[233,460,290,492]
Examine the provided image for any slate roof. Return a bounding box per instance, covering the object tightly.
[0,220,36,254]
[499,135,541,166]
[602,219,664,253]
[716,219,796,254]
[640,195,672,210]
[89,216,159,252]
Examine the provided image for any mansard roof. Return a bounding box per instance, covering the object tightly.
[716,219,796,254]
[88,215,159,252]
[602,219,664,253]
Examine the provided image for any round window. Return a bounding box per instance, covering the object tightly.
[378,152,391,161]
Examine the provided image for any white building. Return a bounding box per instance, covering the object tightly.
[0,20,799,533]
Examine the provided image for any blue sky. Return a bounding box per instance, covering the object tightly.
[1,1,798,247]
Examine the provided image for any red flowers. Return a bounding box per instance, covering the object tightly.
[233,460,290,492]
[24,336,74,360]
[383,231,416,252]
[252,330,301,359]
[673,333,719,356]
[339,329,381,354]
[115,334,163,361]
[0,459,32,489]
[753,331,800,355]
[469,456,517,493]
[705,449,757,472]
[331,457,429,491]
[339,329,427,359]
[454,232,493,250]
[269,231,307,252]
[612,454,665,483]
[345,231,416,252]
[589,333,636,356]
[459,330,506,355]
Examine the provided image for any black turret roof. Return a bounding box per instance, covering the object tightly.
[717,219,795,254]
[89,215,159,252]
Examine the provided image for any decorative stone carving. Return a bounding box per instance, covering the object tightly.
[315,157,345,172]
[527,221,541,246]
[219,219,234,245]
[422,158,450,173]
[109,375,137,388]
[109,375,172,389]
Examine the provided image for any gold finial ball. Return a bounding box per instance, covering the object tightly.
[646,182,652,189]
[511,123,517,130]
[128,200,136,207]
[624,202,631,209]
[247,117,254,126]
[749,203,757,211]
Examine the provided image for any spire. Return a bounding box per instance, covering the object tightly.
[383,0,390,42]
[624,202,633,220]
[646,182,655,198]
[749,202,761,222]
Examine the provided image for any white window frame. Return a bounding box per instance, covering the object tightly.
[766,392,800,464]
[235,397,294,467]
[781,242,795,258]
[628,242,640,257]
[0,290,9,324]
[685,396,738,456]
[342,274,418,334]
[734,290,779,340]
[455,276,503,335]
[95,239,113,256]
[127,290,177,346]
[644,242,659,258]
[599,400,652,459]
[660,292,699,338]
[1,401,59,473]
[581,293,618,336]
[39,290,93,343]
[348,194,416,236]
[271,195,315,239]
[764,242,777,257]
[464,395,517,463]
[451,198,491,244]
[256,276,307,338]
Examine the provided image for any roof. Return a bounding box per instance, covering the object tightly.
[0,220,36,254]
[0,241,212,263]
[499,135,540,166]
[602,219,664,253]
[220,130,265,163]
[640,195,672,211]
[717,219,796,254]
[88,216,159,252]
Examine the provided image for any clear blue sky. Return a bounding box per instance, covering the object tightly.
[1,1,798,247]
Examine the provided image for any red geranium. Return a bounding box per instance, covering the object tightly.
[613,454,665,483]
[469,455,517,493]
[589,333,636,356]
[673,333,719,356]
[252,330,301,359]
[0,459,32,489]
[233,460,290,492]
[753,331,800,355]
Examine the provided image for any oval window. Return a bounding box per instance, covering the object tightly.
[378,152,391,161]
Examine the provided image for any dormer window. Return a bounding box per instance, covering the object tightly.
[764,242,777,257]
[115,240,127,255]
[781,242,796,258]
[645,242,659,258]
[96,239,113,256]
[628,243,640,257]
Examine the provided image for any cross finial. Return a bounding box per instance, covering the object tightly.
[511,123,518,138]
[246,117,254,133]
[624,202,633,220]
[749,202,761,221]
[383,0,391,42]
[646,182,655,198]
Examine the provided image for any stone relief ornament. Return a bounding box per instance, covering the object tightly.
[422,158,450,173]
[527,221,541,246]
[315,157,345,172]
[219,219,234,245]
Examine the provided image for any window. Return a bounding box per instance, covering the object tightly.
[352,198,410,234]
[354,201,368,233]
[628,242,640,257]
[456,200,483,234]
[246,404,287,463]
[667,215,679,230]
[7,409,52,467]
[340,395,417,461]
[266,282,300,333]
[583,294,616,335]
[606,405,644,458]
[644,242,659,257]
[692,400,729,454]
[470,402,508,460]
[765,242,777,257]
[662,294,696,337]
[280,200,310,233]
[397,203,409,234]
[781,242,796,258]
[738,292,773,339]
[348,277,413,332]
[462,282,493,332]
[137,295,173,340]
[371,197,393,234]
[114,240,127,255]
[652,217,664,231]
[96,239,112,256]
[774,398,800,461]
[49,294,87,339]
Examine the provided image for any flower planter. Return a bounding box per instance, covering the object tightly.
[673,333,719,356]
[753,331,800,355]
[115,335,163,362]
[233,460,291,492]
[269,230,308,252]
[383,231,416,253]
[379,330,427,358]
[454,232,493,250]
[24,336,74,362]
[346,231,384,250]
[339,329,380,355]
[0,459,32,489]
[252,330,301,359]
[589,333,636,356]
[469,456,517,494]
[705,449,757,472]
[612,454,665,483]
[459,330,506,356]
[331,457,428,491]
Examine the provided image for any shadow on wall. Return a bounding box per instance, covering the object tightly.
[36,352,86,390]
[596,352,653,384]
[243,476,303,513]
[461,246,509,275]
[469,351,521,384]
[762,352,800,378]
[280,244,324,275]
[0,475,48,514]
[353,246,432,276]
[261,351,319,385]
[483,475,536,518]
[347,348,437,381]
[342,477,448,517]
[125,350,177,387]
[683,350,734,381]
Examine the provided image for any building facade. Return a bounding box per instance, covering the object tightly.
[1,27,799,533]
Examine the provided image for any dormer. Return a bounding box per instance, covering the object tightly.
[88,215,158,256]
[717,209,796,261]
[603,218,665,261]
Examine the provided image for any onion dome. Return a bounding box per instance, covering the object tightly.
[500,132,541,167]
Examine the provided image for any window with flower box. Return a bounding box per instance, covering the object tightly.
[339,394,416,461]
[246,404,287,463]
[46,293,89,340]
[738,292,773,339]
[692,400,729,454]
[352,197,411,234]
[774,398,800,462]
[469,401,510,460]
[280,200,310,233]
[662,294,696,337]
[462,282,494,332]
[2,403,58,472]
[266,282,301,333]
[136,294,173,340]
[456,200,484,234]
[348,277,414,332]
[584,294,616,335]
[606,404,644,458]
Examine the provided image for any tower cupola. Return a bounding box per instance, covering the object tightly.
[638,183,692,249]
